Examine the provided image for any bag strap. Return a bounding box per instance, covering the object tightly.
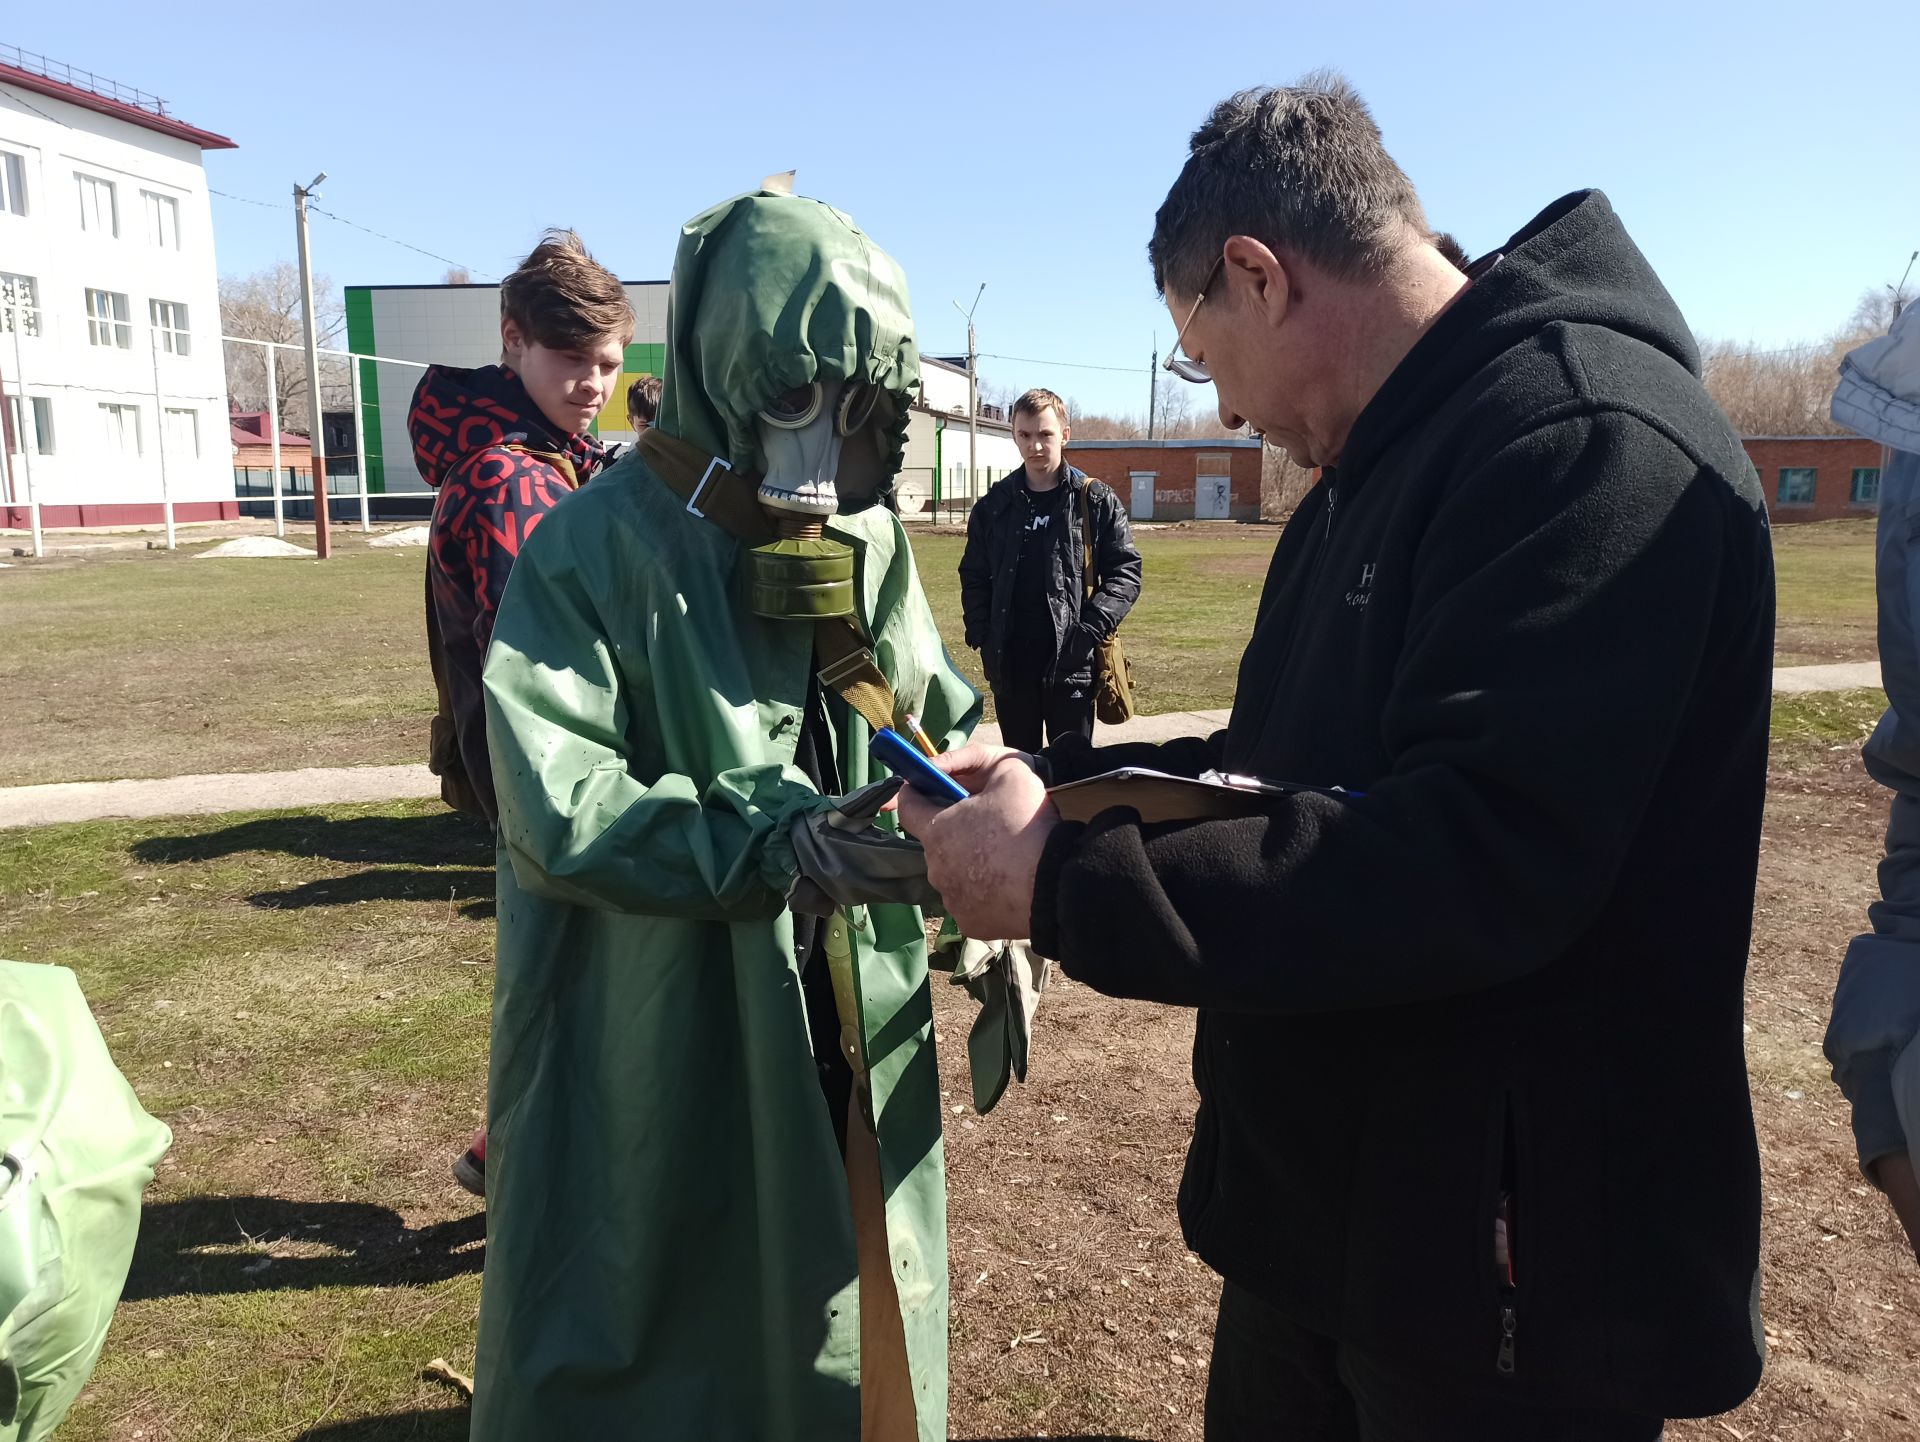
[635,428,903,736]
[453,439,583,492]
[1079,480,1096,602]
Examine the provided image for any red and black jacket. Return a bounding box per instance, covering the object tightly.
[414,364,604,823]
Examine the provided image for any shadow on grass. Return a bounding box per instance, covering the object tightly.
[249,866,494,918]
[294,1410,469,1441]
[129,812,493,869]
[124,1195,484,1300]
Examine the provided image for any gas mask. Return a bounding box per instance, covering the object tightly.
[747,378,896,622]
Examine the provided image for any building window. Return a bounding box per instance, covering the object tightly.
[0,150,26,217]
[149,298,191,356]
[0,273,40,336]
[1776,467,1817,507]
[75,172,118,236]
[1853,467,1883,506]
[163,407,200,459]
[141,189,180,249]
[99,402,141,457]
[4,395,55,456]
[86,288,132,348]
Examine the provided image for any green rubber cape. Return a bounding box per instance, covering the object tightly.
[473,191,977,1442]
[0,962,170,1442]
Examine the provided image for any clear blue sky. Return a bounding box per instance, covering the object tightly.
[13,0,1917,419]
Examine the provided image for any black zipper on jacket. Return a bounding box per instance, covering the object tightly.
[1497,1297,1518,1376]
[1495,1099,1519,1378]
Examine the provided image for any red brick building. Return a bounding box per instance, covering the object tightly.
[1063,438,1263,521]
[230,412,314,476]
[1745,435,1889,523]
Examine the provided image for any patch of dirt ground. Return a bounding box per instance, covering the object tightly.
[937,752,1920,1441]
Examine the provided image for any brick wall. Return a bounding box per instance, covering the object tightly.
[1063,442,1263,521]
[1745,436,1888,523]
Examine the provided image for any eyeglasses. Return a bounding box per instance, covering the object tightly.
[1163,252,1226,384]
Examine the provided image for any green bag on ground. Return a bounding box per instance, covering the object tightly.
[0,962,171,1442]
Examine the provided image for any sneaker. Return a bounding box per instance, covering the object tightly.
[452,1144,486,1198]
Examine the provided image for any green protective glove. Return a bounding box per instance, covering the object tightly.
[786,777,943,918]
[938,922,1050,1114]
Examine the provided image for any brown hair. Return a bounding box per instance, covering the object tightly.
[500,229,633,350]
[1149,72,1429,299]
[626,374,663,427]
[1012,388,1067,426]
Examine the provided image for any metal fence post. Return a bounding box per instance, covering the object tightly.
[266,342,284,537]
[352,360,370,531]
[6,317,43,557]
[149,329,176,549]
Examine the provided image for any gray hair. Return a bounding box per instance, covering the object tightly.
[1149,73,1429,299]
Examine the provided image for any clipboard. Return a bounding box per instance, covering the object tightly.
[1045,767,1355,825]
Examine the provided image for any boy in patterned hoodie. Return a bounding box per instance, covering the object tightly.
[413,230,632,1195]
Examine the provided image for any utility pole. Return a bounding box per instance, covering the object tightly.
[1148,334,1158,440]
[294,172,330,558]
[1889,250,1918,331]
[952,284,984,509]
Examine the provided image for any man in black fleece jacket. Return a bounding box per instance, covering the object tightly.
[902,76,1772,1440]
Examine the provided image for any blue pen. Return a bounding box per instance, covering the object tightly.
[870,727,971,806]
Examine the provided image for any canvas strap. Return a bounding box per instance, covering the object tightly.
[636,429,903,737]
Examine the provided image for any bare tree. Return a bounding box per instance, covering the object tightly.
[443,265,473,286]
[1068,406,1145,440]
[1261,444,1316,520]
[1702,273,1919,437]
[220,263,351,434]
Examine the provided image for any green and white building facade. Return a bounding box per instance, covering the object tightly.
[341,279,669,503]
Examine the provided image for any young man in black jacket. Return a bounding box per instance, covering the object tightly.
[958,388,1142,749]
[903,76,1772,1440]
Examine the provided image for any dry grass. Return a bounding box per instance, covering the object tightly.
[2,518,1877,790]
[1,701,1914,1439]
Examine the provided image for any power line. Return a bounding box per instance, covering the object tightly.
[209,191,496,280]
[0,83,69,127]
[309,205,494,280]
[209,187,284,210]
[974,350,1150,375]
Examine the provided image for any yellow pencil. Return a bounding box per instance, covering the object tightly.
[902,712,939,757]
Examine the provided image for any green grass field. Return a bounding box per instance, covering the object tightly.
[0,516,1897,1439]
[0,801,493,1440]
[0,516,1880,788]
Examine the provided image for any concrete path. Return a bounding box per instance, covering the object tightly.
[0,711,1237,830]
[1771,660,1882,695]
[0,662,1886,830]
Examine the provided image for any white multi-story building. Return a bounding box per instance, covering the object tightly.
[0,45,236,529]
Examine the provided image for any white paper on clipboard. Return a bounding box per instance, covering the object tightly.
[1045,767,1345,825]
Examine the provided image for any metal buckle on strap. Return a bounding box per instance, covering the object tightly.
[817,646,879,691]
[686,454,733,519]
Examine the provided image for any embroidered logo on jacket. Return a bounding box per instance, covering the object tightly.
[1345,562,1376,609]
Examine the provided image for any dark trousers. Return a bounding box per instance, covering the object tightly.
[990,655,1095,753]
[1205,1281,1665,1442]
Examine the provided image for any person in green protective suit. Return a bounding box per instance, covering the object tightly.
[472,186,980,1442]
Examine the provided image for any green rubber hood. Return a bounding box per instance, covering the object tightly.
[655,190,921,489]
